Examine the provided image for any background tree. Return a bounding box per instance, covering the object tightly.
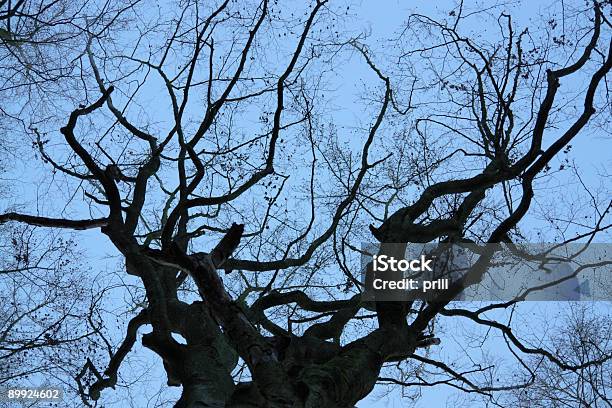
[0,0,610,407]
[0,1,149,406]
[504,304,611,408]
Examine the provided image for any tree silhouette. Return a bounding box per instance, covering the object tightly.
[1,0,611,406]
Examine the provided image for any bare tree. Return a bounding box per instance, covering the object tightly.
[0,0,611,407]
[0,0,141,149]
[0,225,98,390]
[504,304,611,407]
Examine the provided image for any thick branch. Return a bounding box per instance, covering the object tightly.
[0,212,108,230]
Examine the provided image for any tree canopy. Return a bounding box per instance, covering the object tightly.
[1,0,611,407]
